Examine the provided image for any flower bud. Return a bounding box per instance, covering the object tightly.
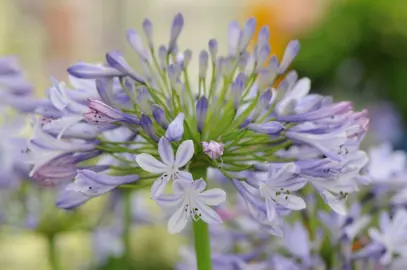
[201,140,224,160]
[165,113,185,142]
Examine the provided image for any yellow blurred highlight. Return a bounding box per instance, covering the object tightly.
[246,0,328,58]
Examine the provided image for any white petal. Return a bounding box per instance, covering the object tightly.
[271,177,307,191]
[136,153,168,173]
[168,206,189,234]
[345,216,370,240]
[288,77,310,100]
[155,193,184,209]
[379,212,391,232]
[380,250,392,265]
[151,176,170,198]
[274,194,306,210]
[273,163,296,183]
[199,188,226,206]
[192,179,207,192]
[172,179,192,195]
[175,140,194,168]
[158,137,174,166]
[195,200,223,224]
[265,198,277,222]
[320,190,347,215]
[178,171,193,181]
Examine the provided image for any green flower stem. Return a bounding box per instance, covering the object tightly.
[122,189,133,268]
[46,234,59,270]
[190,166,212,270]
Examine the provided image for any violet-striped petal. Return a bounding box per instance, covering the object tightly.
[136,153,168,173]
[175,140,194,168]
[158,137,175,166]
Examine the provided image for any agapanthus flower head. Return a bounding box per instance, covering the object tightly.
[19,12,369,238]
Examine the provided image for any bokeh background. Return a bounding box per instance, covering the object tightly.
[1,0,407,269]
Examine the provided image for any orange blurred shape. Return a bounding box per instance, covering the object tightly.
[352,237,369,252]
[245,0,327,58]
[45,3,74,59]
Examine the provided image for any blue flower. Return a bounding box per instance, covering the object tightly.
[155,177,226,234]
[136,137,194,198]
[355,209,407,265]
[57,169,139,209]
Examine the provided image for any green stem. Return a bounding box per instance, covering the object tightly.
[190,167,212,270]
[46,234,59,270]
[122,190,132,269]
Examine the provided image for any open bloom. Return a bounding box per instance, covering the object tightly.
[136,137,194,197]
[57,169,139,209]
[355,209,407,265]
[254,163,306,222]
[156,177,226,234]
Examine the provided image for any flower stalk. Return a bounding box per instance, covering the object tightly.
[122,189,133,268]
[190,166,212,270]
[46,234,59,270]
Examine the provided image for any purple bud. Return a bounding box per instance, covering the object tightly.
[239,118,251,129]
[238,53,248,72]
[0,74,32,95]
[243,53,256,76]
[253,88,273,119]
[278,40,300,74]
[105,51,145,84]
[140,114,159,141]
[231,73,247,108]
[239,17,256,53]
[257,26,270,48]
[165,113,185,141]
[126,29,148,61]
[248,121,285,135]
[158,45,167,69]
[67,62,122,79]
[208,39,218,63]
[152,104,168,129]
[278,70,298,92]
[168,13,184,53]
[214,56,224,78]
[142,18,154,50]
[228,21,241,56]
[136,86,151,114]
[196,96,208,132]
[167,64,181,84]
[0,56,20,75]
[268,56,279,72]
[201,140,224,160]
[256,45,271,71]
[95,78,115,106]
[84,99,139,125]
[170,43,178,63]
[183,49,192,68]
[257,68,274,90]
[222,56,235,77]
[199,50,209,79]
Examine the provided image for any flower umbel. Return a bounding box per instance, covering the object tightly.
[19,12,370,270]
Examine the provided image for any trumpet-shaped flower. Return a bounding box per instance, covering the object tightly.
[136,137,194,197]
[155,177,226,234]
